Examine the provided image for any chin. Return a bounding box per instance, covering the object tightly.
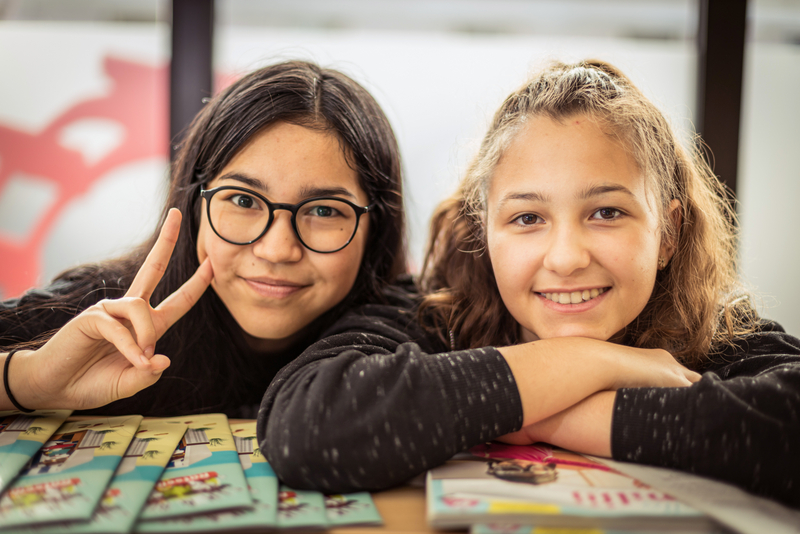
[539,325,614,341]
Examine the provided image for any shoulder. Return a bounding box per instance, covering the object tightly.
[706,318,800,373]
[319,274,437,346]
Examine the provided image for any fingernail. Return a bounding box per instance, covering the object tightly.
[145,346,154,359]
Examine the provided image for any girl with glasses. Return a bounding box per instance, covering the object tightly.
[1,60,405,418]
[259,60,800,508]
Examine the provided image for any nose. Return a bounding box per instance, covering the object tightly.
[251,211,304,263]
[541,223,591,276]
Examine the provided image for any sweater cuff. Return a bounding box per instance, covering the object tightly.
[429,347,524,449]
[611,387,694,468]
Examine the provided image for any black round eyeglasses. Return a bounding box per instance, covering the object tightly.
[200,186,371,254]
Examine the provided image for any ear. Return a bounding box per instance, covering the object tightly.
[659,199,682,265]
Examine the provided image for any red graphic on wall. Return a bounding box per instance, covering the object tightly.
[0,57,169,298]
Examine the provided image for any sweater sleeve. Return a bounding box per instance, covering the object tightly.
[256,283,524,493]
[611,321,800,508]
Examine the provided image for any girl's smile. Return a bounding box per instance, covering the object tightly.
[537,286,609,311]
[486,114,676,343]
[241,276,309,300]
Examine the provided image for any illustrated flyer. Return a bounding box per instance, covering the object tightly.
[277,485,327,529]
[0,415,142,529]
[427,443,714,531]
[136,413,252,522]
[0,410,72,494]
[325,492,383,527]
[2,418,187,534]
[135,420,277,532]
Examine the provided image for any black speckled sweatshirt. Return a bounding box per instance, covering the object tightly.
[258,282,800,509]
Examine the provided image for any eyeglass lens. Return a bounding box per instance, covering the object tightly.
[208,189,360,252]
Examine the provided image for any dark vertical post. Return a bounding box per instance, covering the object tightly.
[695,0,747,197]
[170,0,214,160]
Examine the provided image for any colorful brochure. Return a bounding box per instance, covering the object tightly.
[0,415,142,529]
[325,492,383,527]
[135,420,277,532]
[471,524,723,534]
[277,485,327,529]
[0,410,72,493]
[135,414,252,522]
[427,443,717,531]
[2,418,187,534]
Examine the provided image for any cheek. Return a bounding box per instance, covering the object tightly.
[488,232,535,295]
[197,217,235,279]
[313,228,367,296]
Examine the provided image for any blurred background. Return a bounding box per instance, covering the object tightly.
[0,0,798,332]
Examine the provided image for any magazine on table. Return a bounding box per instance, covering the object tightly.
[0,410,72,494]
[0,415,142,529]
[276,485,327,530]
[135,414,252,523]
[427,442,718,532]
[324,492,383,527]
[3,418,188,534]
[135,420,276,532]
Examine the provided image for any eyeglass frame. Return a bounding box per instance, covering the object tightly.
[199,185,372,254]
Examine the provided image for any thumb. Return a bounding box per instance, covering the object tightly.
[116,355,170,399]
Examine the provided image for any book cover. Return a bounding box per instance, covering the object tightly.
[325,492,383,527]
[135,420,277,533]
[2,418,188,534]
[0,410,72,493]
[0,415,142,529]
[277,485,327,529]
[136,414,252,521]
[470,524,724,534]
[427,443,716,531]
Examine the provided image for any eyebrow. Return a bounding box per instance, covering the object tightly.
[216,172,268,191]
[578,183,636,200]
[497,183,635,208]
[216,172,357,200]
[497,191,551,209]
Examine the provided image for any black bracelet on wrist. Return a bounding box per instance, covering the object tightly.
[3,349,35,413]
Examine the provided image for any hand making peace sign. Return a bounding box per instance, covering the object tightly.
[5,209,213,410]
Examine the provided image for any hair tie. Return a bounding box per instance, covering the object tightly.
[3,349,35,413]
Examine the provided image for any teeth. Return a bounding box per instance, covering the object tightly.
[543,288,606,304]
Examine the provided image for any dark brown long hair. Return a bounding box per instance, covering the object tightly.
[420,60,753,368]
[1,60,406,413]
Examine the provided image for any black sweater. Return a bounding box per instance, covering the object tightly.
[258,281,800,509]
[4,279,799,507]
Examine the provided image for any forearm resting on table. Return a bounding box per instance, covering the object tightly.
[498,390,616,457]
[498,337,619,427]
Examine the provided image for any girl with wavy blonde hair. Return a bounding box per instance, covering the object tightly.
[416,60,800,506]
[422,59,752,366]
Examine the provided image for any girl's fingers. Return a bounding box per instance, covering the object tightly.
[115,354,171,400]
[89,313,155,370]
[126,208,182,301]
[100,298,158,359]
[153,257,213,337]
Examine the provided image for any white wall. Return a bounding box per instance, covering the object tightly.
[1,18,798,335]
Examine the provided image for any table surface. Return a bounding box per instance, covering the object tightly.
[330,485,438,534]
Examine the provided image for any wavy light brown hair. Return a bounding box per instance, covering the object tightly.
[420,59,754,369]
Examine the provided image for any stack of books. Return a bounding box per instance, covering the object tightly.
[0,410,382,532]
